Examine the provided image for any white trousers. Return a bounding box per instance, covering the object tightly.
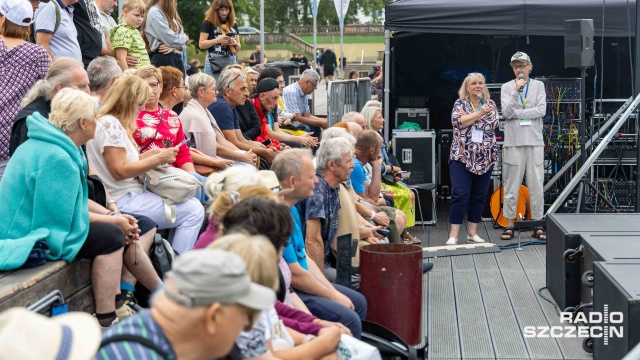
[116,192,205,254]
[502,146,544,221]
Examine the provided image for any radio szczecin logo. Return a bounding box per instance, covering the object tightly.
[523,305,623,344]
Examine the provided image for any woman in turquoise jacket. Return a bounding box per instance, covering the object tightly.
[0,88,130,329]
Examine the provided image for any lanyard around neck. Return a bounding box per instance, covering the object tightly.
[519,79,530,109]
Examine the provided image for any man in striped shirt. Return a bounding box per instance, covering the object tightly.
[95,249,276,360]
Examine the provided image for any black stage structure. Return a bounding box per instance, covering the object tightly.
[383,0,639,215]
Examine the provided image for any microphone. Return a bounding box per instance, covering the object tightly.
[477,94,483,106]
[518,73,525,92]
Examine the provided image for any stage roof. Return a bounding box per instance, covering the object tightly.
[385,0,636,37]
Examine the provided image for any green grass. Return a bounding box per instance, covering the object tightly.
[299,35,384,44]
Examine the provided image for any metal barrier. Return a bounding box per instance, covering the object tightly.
[327,80,358,127]
[28,290,67,315]
[356,77,372,111]
[327,78,372,126]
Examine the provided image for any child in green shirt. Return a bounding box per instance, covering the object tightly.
[110,0,150,71]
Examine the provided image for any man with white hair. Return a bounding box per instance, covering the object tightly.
[10,58,90,156]
[296,138,354,280]
[87,56,122,103]
[283,69,327,140]
[273,149,367,339]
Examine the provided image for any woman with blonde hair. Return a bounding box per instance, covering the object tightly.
[210,229,344,360]
[446,72,497,245]
[86,76,205,254]
[0,88,135,328]
[142,0,188,75]
[199,0,240,79]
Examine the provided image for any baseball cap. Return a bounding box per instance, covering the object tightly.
[257,170,294,196]
[0,0,34,26]
[0,308,101,360]
[164,249,276,310]
[510,51,531,64]
[255,78,279,94]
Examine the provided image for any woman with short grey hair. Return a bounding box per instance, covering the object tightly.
[181,72,234,171]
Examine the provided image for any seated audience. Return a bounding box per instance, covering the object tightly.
[273,149,367,338]
[134,65,210,200]
[86,75,204,254]
[208,69,277,167]
[87,56,122,104]
[282,69,327,139]
[0,1,50,180]
[194,166,259,248]
[245,66,259,94]
[252,78,318,149]
[0,88,134,328]
[340,111,366,129]
[11,58,90,157]
[97,249,275,359]
[362,106,418,243]
[178,72,234,172]
[210,231,343,360]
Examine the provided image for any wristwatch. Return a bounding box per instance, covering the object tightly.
[106,199,117,208]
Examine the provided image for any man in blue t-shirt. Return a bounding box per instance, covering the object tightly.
[208,69,276,167]
[272,148,367,339]
[350,130,383,203]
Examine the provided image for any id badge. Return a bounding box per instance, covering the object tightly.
[520,119,532,126]
[471,127,483,143]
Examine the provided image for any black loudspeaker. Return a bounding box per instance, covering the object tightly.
[592,262,640,359]
[546,213,640,311]
[578,234,640,311]
[391,130,436,185]
[564,19,595,68]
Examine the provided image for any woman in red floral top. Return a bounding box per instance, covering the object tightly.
[446,73,498,245]
[134,65,208,201]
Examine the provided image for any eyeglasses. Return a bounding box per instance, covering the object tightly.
[148,82,160,89]
[307,80,318,87]
[172,85,188,90]
[512,64,528,70]
[277,80,285,85]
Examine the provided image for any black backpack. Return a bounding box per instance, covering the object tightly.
[361,320,427,360]
[149,233,178,280]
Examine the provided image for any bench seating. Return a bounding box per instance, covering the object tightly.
[0,260,93,315]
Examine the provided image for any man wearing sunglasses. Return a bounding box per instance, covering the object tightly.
[500,51,547,241]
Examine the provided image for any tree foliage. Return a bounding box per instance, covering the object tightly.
[178,0,386,49]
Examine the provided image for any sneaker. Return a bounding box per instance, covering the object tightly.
[466,234,486,244]
[94,314,119,330]
[115,304,136,321]
[122,290,138,309]
[445,237,458,245]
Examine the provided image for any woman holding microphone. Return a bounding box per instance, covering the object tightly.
[446,73,498,245]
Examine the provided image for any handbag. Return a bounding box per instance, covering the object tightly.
[336,334,382,360]
[138,165,203,223]
[208,53,233,74]
[149,233,178,280]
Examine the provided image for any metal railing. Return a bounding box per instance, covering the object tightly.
[327,78,372,126]
[242,33,314,55]
[546,92,640,214]
[284,25,385,36]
